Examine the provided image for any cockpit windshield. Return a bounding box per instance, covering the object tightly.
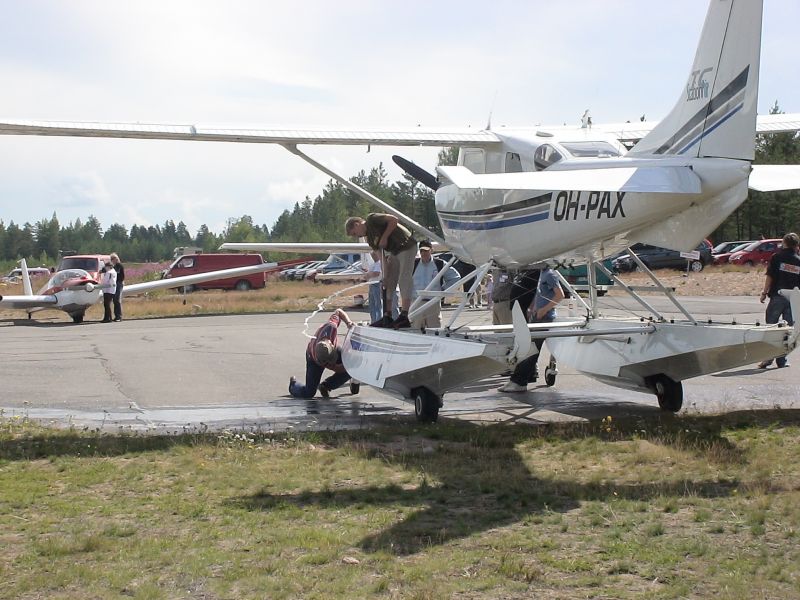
[49,269,91,287]
[560,141,622,158]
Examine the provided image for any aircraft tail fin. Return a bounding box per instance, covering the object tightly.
[20,258,33,296]
[629,0,762,160]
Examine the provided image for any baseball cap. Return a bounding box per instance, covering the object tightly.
[418,240,433,250]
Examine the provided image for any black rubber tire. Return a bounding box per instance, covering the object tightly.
[545,368,557,387]
[650,375,683,412]
[234,280,251,291]
[689,260,703,272]
[349,382,360,395]
[412,387,440,423]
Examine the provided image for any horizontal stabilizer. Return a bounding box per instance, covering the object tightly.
[0,295,59,309]
[436,165,701,194]
[220,241,448,253]
[748,165,800,192]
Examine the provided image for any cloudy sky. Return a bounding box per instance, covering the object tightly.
[0,0,797,235]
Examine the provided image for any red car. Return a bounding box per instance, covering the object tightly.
[728,239,781,266]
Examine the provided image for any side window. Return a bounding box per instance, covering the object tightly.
[504,152,523,173]
[178,258,195,268]
[533,144,563,171]
[763,243,776,251]
[460,148,486,174]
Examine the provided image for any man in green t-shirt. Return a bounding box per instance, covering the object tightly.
[346,213,416,328]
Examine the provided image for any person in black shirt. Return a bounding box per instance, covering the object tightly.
[758,233,800,368]
[110,253,125,322]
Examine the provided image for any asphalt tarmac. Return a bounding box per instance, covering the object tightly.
[1,295,798,433]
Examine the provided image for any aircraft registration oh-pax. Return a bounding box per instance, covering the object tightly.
[0,258,280,323]
[1,0,800,418]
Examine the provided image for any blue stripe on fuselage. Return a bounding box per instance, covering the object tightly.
[441,210,549,231]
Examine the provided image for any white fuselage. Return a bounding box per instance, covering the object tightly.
[435,130,751,268]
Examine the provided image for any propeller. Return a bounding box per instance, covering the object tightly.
[392,155,439,191]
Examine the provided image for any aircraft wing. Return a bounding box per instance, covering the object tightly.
[219,242,448,253]
[0,120,501,147]
[597,113,800,145]
[748,165,800,192]
[0,294,59,310]
[437,165,701,194]
[122,263,279,296]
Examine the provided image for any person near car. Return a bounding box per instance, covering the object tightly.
[110,252,124,322]
[345,213,415,328]
[410,240,461,329]
[289,308,355,398]
[499,267,564,393]
[99,262,117,323]
[757,232,800,369]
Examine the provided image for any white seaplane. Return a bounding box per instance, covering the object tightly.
[0,258,279,323]
[2,0,800,419]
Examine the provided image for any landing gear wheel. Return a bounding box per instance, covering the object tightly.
[544,357,558,387]
[412,387,441,423]
[349,381,360,395]
[71,312,85,324]
[649,375,683,412]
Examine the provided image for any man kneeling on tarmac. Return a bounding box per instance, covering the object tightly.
[289,308,357,398]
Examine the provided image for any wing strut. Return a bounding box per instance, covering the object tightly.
[282,143,445,246]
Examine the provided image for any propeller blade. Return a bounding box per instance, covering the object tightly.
[392,155,439,191]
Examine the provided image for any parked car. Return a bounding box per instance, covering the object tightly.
[558,260,614,296]
[712,241,754,265]
[728,239,782,266]
[712,240,753,255]
[57,254,111,281]
[283,261,326,280]
[306,256,357,282]
[1,266,52,284]
[612,241,713,273]
[163,253,267,291]
[314,261,365,284]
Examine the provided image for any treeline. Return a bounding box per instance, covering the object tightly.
[1,124,798,268]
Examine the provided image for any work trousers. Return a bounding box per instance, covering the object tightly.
[289,355,351,399]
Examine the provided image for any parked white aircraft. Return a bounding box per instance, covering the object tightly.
[1,0,799,418]
[0,258,278,323]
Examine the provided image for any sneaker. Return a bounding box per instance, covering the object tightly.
[288,376,297,393]
[498,381,528,393]
[113,317,122,322]
[757,361,771,369]
[318,383,330,398]
[370,314,393,328]
[778,362,790,369]
[391,314,411,329]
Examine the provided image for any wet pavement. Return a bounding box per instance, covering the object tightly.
[1,295,798,433]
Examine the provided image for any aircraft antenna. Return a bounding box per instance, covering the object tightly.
[485,90,498,130]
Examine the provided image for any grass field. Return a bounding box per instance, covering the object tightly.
[2,411,799,599]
